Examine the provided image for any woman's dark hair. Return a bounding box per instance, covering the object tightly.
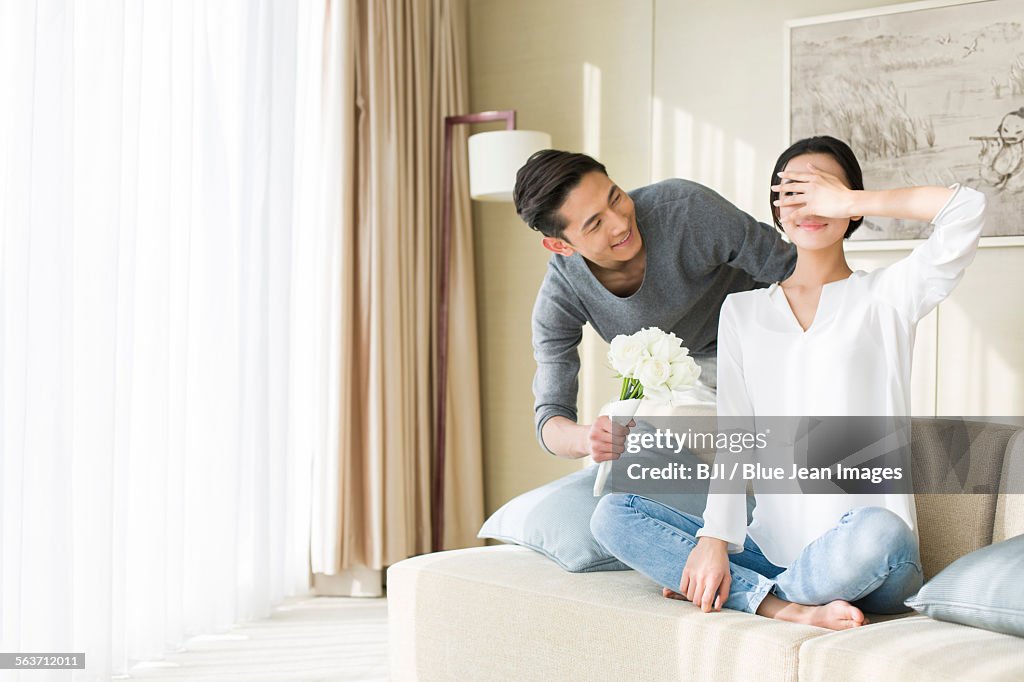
[513,150,608,239]
[771,136,864,239]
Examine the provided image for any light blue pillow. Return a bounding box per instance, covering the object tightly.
[905,533,1024,637]
[478,466,752,573]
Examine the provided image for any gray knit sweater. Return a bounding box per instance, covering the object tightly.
[531,178,796,452]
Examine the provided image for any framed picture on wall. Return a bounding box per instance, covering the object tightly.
[786,0,1024,245]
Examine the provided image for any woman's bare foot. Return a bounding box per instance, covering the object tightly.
[663,588,869,630]
[757,593,867,630]
[662,587,685,601]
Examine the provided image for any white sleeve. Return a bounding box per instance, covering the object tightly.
[868,185,986,324]
[695,296,752,554]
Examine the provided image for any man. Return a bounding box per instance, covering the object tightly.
[514,150,795,462]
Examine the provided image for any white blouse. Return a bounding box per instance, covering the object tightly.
[696,185,987,567]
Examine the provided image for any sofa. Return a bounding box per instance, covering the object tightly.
[388,419,1024,681]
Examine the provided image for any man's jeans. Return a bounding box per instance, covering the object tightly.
[590,494,922,614]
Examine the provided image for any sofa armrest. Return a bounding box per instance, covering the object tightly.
[995,430,1024,543]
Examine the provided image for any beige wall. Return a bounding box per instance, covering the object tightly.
[468,0,654,514]
[468,0,1024,515]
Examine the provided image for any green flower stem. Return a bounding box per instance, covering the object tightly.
[619,377,645,401]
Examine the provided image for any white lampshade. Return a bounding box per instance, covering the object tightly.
[467,129,552,202]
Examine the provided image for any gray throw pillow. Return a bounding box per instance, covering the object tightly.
[905,533,1024,637]
[478,466,753,573]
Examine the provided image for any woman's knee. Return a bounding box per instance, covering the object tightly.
[590,493,634,547]
[841,506,918,561]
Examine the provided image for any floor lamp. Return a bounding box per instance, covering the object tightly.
[434,110,551,552]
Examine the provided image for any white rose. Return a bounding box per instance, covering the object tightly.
[636,327,663,351]
[636,357,672,390]
[608,335,647,377]
[649,335,686,362]
[667,356,701,390]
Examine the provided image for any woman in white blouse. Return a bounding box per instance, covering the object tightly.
[591,136,986,630]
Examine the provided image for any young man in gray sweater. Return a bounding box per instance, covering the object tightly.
[514,150,796,462]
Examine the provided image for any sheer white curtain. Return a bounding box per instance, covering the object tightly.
[0,1,338,679]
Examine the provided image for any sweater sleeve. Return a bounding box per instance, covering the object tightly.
[694,296,752,553]
[867,185,986,324]
[686,183,796,283]
[531,264,587,454]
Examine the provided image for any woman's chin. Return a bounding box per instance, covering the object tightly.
[791,231,844,251]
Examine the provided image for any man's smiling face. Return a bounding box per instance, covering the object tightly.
[544,171,642,265]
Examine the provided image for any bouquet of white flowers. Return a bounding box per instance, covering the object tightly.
[608,327,702,406]
[593,327,702,496]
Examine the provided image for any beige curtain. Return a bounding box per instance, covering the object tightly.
[331,0,484,573]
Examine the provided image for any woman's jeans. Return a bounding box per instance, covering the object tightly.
[590,494,923,614]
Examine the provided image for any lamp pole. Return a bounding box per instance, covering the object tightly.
[434,110,517,553]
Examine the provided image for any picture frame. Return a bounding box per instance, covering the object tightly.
[785,0,1024,248]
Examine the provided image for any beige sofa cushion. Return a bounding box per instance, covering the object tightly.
[799,616,1024,681]
[912,420,1020,578]
[915,493,997,580]
[388,545,825,682]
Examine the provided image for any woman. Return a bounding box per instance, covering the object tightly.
[590,136,986,630]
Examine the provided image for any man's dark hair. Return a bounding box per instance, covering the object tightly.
[770,135,865,239]
[513,150,607,239]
